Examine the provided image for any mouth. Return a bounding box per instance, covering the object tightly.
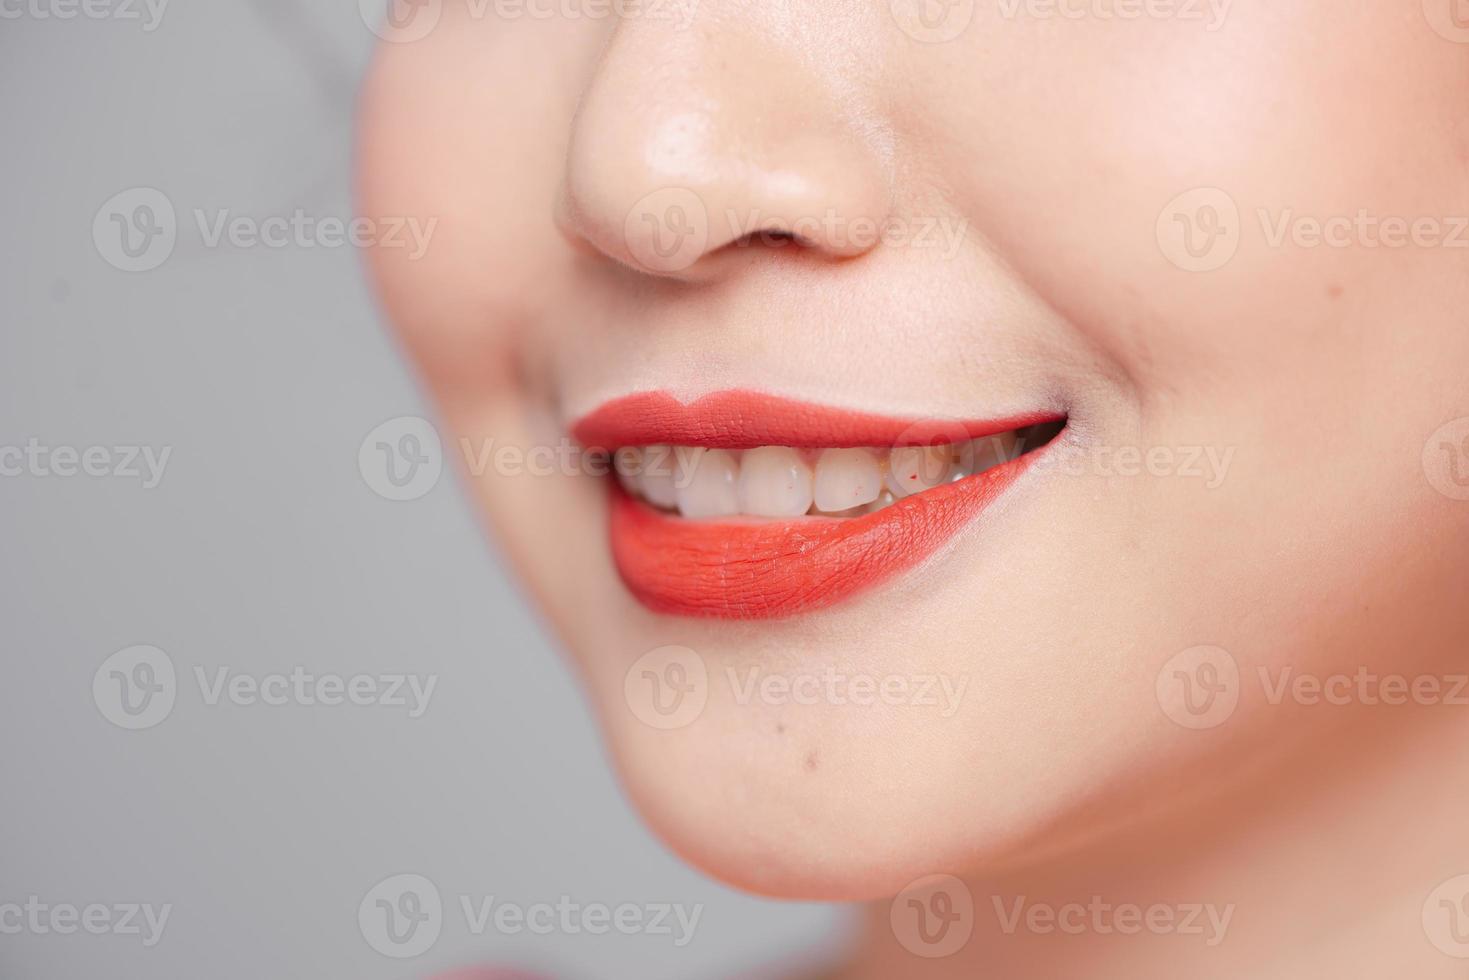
[572,391,1065,620]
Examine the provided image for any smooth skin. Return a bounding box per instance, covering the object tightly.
[359,2,1469,976]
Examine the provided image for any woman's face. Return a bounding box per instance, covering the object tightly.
[358,0,1469,898]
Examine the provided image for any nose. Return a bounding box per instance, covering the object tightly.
[556,14,895,279]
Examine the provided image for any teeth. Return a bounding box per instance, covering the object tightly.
[675,448,741,519]
[813,448,883,513]
[886,445,956,498]
[638,444,680,508]
[611,425,1052,520]
[864,489,897,514]
[613,446,643,495]
[738,446,814,517]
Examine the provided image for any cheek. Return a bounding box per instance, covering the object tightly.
[356,11,598,386]
[907,2,1469,386]
[357,17,637,652]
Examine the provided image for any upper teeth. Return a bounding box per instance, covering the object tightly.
[613,434,1022,520]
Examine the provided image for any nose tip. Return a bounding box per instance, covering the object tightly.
[556,24,894,279]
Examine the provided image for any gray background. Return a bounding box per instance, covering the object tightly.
[0,3,847,977]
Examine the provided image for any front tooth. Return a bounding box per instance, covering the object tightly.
[639,444,679,509]
[886,445,955,497]
[969,431,1020,475]
[738,446,814,517]
[675,448,741,519]
[813,448,882,513]
[864,490,897,514]
[613,446,643,495]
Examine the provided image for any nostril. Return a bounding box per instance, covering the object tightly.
[731,228,803,250]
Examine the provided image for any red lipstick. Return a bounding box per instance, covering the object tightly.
[572,391,1061,619]
[572,390,1054,450]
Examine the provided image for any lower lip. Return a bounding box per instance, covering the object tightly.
[607,452,1040,619]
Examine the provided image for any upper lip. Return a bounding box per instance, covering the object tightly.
[570,389,1063,450]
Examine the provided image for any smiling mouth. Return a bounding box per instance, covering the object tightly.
[573,391,1065,620]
